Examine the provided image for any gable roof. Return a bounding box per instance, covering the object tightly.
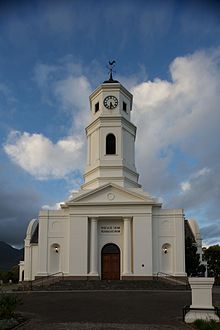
[62,183,160,207]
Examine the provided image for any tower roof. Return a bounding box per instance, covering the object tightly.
[103,77,119,84]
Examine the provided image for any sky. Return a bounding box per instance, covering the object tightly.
[0,0,220,247]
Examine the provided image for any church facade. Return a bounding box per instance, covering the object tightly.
[19,76,186,281]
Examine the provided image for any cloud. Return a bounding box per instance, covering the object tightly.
[0,82,17,105]
[54,74,91,131]
[201,222,220,246]
[40,1,75,35]
[139,1,174,39]
[4,131,84,180]
[130,48,220,244]
[42,202,62,210]
[3,58,93,181]
[171,167,214,211]
[181,181,191,192]
[0,180,42,246]
[3,48,220,245]
[33,59,92,131]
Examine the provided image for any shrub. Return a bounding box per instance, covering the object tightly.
[0,294,20,319]
[215,301,220,308]
[194,319,220,330]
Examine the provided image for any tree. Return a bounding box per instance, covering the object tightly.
[185,237,200,276]
[0,265,19,284]
[204,245,220,279]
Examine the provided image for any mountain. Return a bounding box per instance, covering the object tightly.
[0,241,24,271]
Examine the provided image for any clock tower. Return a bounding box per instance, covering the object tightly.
[21,63,187,283]
[82,73,141,190]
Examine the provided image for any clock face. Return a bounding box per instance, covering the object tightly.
[103,95,118,109]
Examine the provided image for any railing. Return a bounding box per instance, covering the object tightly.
[156,272,189,288]
[22,271,64,291]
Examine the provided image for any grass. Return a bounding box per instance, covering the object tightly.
[0,294,20,319]
[215,301,220,308]
[192,301,220,329]
[193,319,220,330]
[0,293,24,330]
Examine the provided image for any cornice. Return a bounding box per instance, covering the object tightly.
[86,116,136,135]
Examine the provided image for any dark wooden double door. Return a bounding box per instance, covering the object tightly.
[101,244,120,280]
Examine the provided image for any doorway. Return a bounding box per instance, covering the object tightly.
[101,243,120,280]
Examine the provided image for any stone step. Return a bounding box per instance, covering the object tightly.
[30,279,189,291]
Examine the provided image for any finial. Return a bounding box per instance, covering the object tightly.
[108,60,116,81]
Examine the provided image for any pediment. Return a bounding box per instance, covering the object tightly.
[64,183,159,206]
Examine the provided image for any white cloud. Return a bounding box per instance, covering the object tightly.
[130,48,220,245]
[181,181,191,192]
[4,131,84,180]
[3,49,220,245]
[0,82,17,105]
[180,168,210,193]
[33,60,92,133]
[41,2,75,35]
[54,74,92,110]
[132,49,220,199]
[33,63,57,89]
[54,75,91,131]
[42,202,62,210]
[4,58,92,181]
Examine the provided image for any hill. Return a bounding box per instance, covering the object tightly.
[0,241,24,271]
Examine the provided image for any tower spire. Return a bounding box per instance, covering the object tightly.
[103,60,119,84]
[108,60,116,81]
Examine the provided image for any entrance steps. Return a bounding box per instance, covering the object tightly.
[20,279,189,291]
[156,272,189,286]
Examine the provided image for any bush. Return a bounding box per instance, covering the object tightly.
[0,266,19,284]
[194,319,220,330]
[215,301,220,308]
[0,294,20,319]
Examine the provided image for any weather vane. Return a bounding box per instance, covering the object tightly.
[107,60,116,80]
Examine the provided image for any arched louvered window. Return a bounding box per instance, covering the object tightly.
[106,133,116,154]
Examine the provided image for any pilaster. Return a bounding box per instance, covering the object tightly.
[89,217,99,277]
[122,217,132,276]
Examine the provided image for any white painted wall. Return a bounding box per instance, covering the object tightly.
[69,216,88,276]
[133,214,153,276]
[152,208,186,276]
[37,211,49,276]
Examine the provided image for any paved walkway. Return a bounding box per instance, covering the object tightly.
[15,320,190,329]
[13,288,220,329]
[13,290,199,329]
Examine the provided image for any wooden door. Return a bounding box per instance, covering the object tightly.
[101,244,120,280]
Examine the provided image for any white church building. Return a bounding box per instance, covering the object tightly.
[19,73,187,281]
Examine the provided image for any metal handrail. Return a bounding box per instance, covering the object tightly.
[156,272,188,287]
[28,271,64,290]
[157,271,175,277]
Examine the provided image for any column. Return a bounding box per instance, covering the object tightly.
[24,240,31,281]
[89,217,98,275]
[123,217,132,275]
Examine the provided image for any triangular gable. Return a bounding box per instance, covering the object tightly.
[64,183,159,206]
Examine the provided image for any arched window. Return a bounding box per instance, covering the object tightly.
[50,243,60,274]
[106,134,116,154]
[161,243,172,274]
